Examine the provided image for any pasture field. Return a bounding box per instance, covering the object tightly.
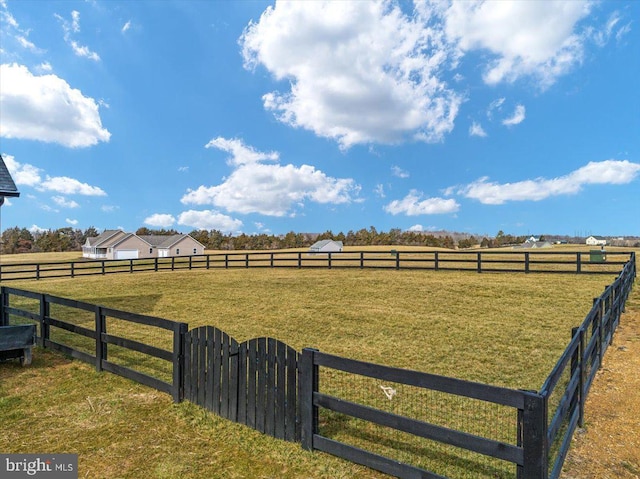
[0,261,633,478]
[0,251,84,264]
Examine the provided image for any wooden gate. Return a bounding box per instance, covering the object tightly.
[184,326,239,419]
[184,327,299,442]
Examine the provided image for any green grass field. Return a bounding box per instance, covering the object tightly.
[0,252,636,478]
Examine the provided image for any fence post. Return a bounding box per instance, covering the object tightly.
[40,293,50,348]
[525,252,530,273]
[569,327,585,427]
[395,251,400,270]
[71,262,75,278]
[95,305,105,372]
[612,282,620,330]
[477,253,482,273]
[435,252,439,271]
[520,391,548,479]
[360,252,364,269]
[174,322,188,403]
[270,253,274,268]
[577,328,585,427]
[0,287,6,327]
[36,264,40,280]
[598,293,606,364]
[245,254,249,268]
[299,348,318,450]
[328,252,332,269]
[298,252,302,269]
[576,253,581,274]
[590,298,600,368]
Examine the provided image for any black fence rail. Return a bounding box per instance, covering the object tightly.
[0,287,188,402]
[541,256,636,479]
[0,252,636,478]
[299,349,545,479]
[0,250,633,281]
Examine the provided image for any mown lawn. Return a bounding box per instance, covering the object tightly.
[0,264,630,478]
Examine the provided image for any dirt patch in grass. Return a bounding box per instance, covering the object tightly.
[562,294,640,479]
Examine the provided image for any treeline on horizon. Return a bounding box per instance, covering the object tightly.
[0,225,614,255]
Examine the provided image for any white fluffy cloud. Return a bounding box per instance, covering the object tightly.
[181,137,359,216]
[391,166,409,178]
[144,213,176,228]
[2,154,42,186]
[241,1,461,149]
[39,176,106,196]
[385,190,460,215]
[4,153,105,197]
[407,224,439,232]
[442,0,592,87]
[204,137,279,166]
[55,10,100,61]
[0,64,111,147]
[28,224,48,234]
[240,1,620,148]
[1,3,43,53]
[177,210,243,233]
[502,105,526,126]
[52,196,79,208]
[469,121,487,137]
[460,160,640,204]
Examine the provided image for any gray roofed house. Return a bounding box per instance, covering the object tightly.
[138,235,184,248]
[0,155,20,204]
[82,230,205,259]
[140,234,205,258]
[82,230,129,258]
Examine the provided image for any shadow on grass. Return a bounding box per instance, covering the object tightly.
[81,294,164,314]
[320,411,513,479]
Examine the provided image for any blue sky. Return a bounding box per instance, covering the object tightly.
[1,0,639,238]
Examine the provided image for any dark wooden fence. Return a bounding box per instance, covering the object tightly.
[0,287,188,402]
[0,250,632,281]
[184,327,299,442]
[0,252,636,478]
[541,255,636,479]
[299,349,545,479]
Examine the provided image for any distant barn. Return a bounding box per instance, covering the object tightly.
[585,236,607,246]
[308,240,343,254]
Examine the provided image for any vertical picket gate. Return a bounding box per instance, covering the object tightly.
[183,326,300,442]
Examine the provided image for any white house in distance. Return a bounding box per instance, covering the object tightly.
[308,240,343,254]
[585,236,607,247]
[82,230,205,260]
